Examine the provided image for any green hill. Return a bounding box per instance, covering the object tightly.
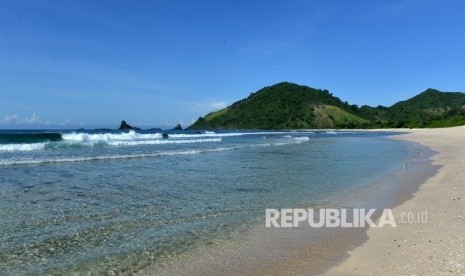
[190,82,370,129]
[188,82,465,130]
[382,89,465,128]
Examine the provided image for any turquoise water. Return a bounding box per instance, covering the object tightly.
[0,130,416,274]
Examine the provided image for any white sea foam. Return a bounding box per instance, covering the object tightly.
[0,143,46,151]
[293,136,310,142]
[169,131,314,139]
[0,147,240,166]
[0,132,224,152]
[107,138,222,146]
[62,131,164,141]
[62,131,221,147]
[62,130,316,141]
[0,130,317,152]
[61,130,260,141]
[168,133,245,138]
[0,135,310,166]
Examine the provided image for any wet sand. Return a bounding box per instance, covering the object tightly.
[325,126,465,275]
[138,131,440,275]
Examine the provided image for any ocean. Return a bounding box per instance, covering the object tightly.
[0,129,429,274]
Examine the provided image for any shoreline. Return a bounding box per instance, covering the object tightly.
[138,132,439,275]
[325,126,465,275]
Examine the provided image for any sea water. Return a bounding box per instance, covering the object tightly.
[0,129,420,274]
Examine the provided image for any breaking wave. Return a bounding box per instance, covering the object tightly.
[0,136,310,166]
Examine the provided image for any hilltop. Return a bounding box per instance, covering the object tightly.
[188,82,465,129]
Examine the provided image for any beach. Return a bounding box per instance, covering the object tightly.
[1,128,463,275]
[139,127,465,276]
[325,126,465,275]
[2,130,419,274]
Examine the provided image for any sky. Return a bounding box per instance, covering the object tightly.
[1,0,465,129]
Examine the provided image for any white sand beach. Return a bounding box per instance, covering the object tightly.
[139,127,465,276]
[325,126,465,275]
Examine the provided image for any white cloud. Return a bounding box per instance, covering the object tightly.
[1,113,51,126]
[209,101,227,110]
[19,113,41,125]
[1,114,19,124]
[182,100,229,114]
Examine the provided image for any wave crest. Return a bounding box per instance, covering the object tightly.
[0,143,46,151]
[62,131,163,142]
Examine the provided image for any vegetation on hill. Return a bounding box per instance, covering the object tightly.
[188,82,465,129]
[382,89,465,128]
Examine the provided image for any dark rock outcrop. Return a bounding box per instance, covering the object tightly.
[118,120,140,131]
[172,124,182,130]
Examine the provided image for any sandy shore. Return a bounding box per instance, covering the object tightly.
[325,126,465,275]
[138,127,464,275]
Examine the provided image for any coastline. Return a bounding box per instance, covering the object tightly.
[137,131,439,275]
[325,126,465,275]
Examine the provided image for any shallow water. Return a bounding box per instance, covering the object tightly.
[0,130,416,274]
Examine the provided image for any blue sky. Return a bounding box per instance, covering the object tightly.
[1,0,465,129]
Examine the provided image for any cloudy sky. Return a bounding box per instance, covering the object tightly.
[1,0,464,129]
